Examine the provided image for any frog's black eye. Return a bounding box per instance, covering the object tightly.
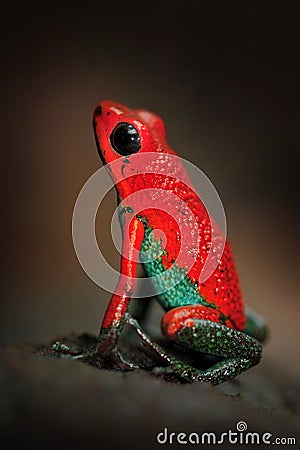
[110,122,141,156]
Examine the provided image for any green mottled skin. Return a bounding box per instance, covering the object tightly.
[176,321,261,384]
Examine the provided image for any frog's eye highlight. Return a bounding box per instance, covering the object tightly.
[110,122,141,156]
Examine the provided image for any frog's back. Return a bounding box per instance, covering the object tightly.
[136,152,246,331]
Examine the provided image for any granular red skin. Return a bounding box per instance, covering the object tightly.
[94,101,246,332]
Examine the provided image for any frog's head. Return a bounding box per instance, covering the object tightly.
[93,100,167,167]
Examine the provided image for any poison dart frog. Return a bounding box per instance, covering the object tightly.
[53,101,267,385]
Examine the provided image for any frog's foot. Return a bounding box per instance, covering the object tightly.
[51,341,84,359]
[110,348,140,370]
[153,363,205,383]
[51,336,139,370]
[154,357,256,385]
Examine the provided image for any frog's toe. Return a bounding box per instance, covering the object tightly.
[51,340,139,369]
[82,344,140,370]
[51,341,84,359]
[111,348,140,370]
[153,363,204,383]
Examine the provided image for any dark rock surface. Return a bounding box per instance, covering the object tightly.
[0,332,299,450]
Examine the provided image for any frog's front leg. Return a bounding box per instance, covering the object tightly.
[53,213,145,369]
[157,305,262,385]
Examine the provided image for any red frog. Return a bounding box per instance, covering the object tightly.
[54,101,267,385]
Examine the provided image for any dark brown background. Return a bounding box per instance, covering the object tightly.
[1,2,299,381]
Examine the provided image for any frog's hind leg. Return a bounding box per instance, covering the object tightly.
[159,305,262,385]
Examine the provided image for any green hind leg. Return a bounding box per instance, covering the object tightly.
[124,314,262,385]
[181,319,262,383]
[156,319,262,385]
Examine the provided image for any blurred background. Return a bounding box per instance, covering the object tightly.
[1,2,299,379]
